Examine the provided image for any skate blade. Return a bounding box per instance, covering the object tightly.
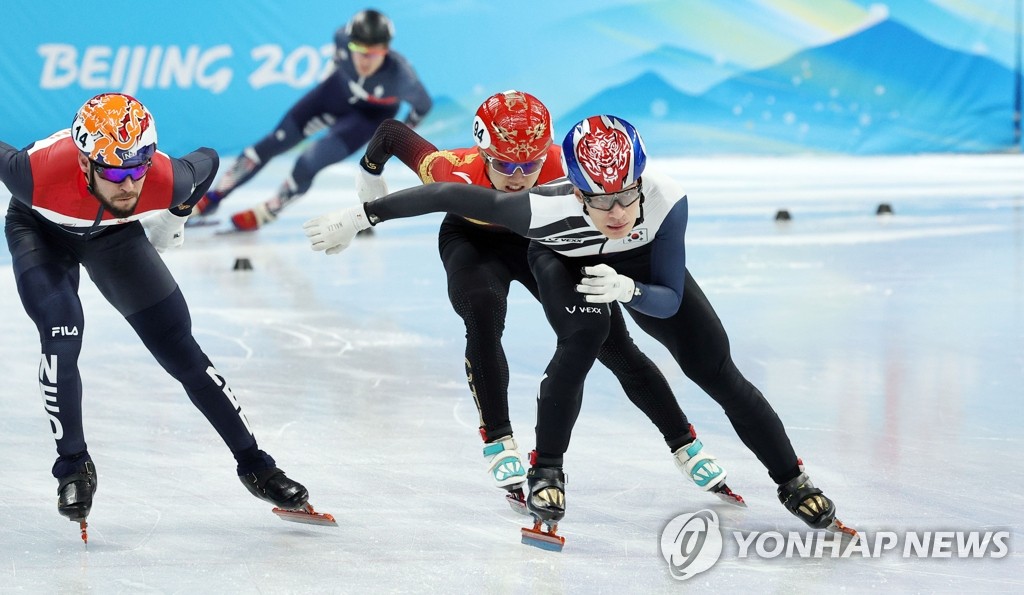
[712,484,748,508]
[827,518,859,540]
[506,489,530,516]
[80,520,88,544]
[272,504,338,527]
[184,217,220,228]
[521,522,565,552]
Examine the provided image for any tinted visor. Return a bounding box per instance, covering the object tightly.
[485,154,546,176]
[581,180,642,211]
[348,41,388,56]
[93,160,151,183]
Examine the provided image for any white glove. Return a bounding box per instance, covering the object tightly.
[576,264,638,304]
[141,210,186,253]
[303,205,372,255]
[356,167,388,204]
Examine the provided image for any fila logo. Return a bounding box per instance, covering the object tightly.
[51,326,79,337]
[564,305,605,314]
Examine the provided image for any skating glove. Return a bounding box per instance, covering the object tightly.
[576,264,639,304]
[356,167,388,204]
[141,209,187,252]
[303,205,372,255]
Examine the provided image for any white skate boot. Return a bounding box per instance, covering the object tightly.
[673,438,746,507]
[483,435,528,514]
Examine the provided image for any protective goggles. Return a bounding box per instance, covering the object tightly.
[485,154,546,177]
[348,41,388,56]
[581,180,643,211]
[93,160,152,183]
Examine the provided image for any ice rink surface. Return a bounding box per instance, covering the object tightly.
[1,155,1021,593]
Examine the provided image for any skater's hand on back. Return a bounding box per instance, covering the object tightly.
[303,206,372,255]
[142,209,187,252]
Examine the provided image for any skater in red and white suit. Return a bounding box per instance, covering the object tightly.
[0,93,317,535]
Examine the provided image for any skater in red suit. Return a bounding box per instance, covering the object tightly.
[1,93,330,541]
[305,113,855,546]
[328,91,743,516]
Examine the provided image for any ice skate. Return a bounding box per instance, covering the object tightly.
[483,435,528,514]
[57,460,97,544]
[185,191,223,227]
[673,438,746,507]
[521,466,566,551]
[239,467,337,527]
[231,202,277,231]
[194,190,222,217]
[777,470,857,539]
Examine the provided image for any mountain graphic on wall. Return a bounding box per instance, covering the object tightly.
[557,19,1019,155]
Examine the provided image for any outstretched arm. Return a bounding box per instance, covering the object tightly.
[304,183,533,255]
[365,182,531,232]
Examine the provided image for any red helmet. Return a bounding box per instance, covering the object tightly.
[472,90,552,162]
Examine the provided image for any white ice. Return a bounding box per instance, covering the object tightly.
[1,155,1022,593]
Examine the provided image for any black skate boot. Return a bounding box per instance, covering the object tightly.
[56,459,97,544]
[777,471,857,538]
[239,467,336,526]
[521,466,566,551]
[239,467,309,510]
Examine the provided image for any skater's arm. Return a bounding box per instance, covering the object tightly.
[0,140,33,206]
[361,119,439,178]
[397,60,431,128]
[168,148,220,214]
[364,183,532,235]
[629,199,688,318]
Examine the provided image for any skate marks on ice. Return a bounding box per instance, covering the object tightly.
[2,157,1024,590]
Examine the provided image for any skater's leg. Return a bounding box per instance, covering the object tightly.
[232,106,396,230]
[212,78,341,203]
[627,270,801,484]
[439,221,530,491]
[596,302,694,450]
[527,246,608,464]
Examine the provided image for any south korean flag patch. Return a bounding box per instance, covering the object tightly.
[622,228,648,244]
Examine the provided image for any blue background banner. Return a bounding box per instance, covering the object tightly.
[2,1,1020,156]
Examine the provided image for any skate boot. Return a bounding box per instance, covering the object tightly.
[193,191,222,216]
[231,202,277,231]
[239,466,337,526]
[197,151,258,221]
[521,466,566,551]
[56,459,98,544]
[240,466,309,510]
[673,438,745,507]
[483,435,528,514]
[777,468,857,538]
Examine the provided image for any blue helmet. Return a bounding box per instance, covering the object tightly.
[561,115,646,193]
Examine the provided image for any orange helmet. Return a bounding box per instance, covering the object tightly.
[472,90,552,163]
[71,93,157,167]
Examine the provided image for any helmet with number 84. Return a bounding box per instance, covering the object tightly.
[473,90,553,165]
